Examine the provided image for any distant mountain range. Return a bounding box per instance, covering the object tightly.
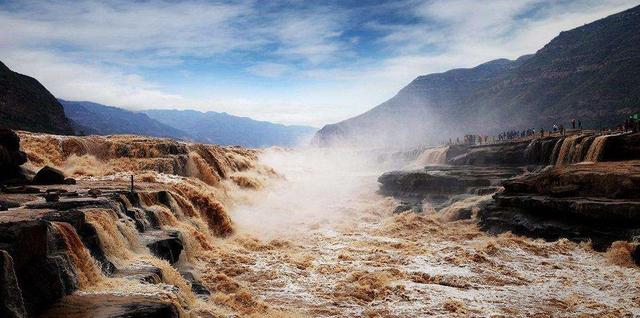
[143,109,316,147]
[0,61,74,135]
[60,100,190,139]
[0,61,315,147]
[62,101,316,147]
[313,5,640,147]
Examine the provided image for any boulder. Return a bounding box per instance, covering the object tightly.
[0,129,20,152]
[44,192,60,202]
[0,129,29,183]
[142,231,183,264]
[88,188,101,198]
[180,270,210,296]
[32,166,65,185]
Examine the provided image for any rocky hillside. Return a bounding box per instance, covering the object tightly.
[61,100,190,139]
[0,62,74,135]
[314,5,640,147]
[144,109,316,147]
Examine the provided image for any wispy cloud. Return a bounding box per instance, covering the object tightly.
[0,0,637,126]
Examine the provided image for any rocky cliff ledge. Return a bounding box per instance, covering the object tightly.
[379,132,640,260]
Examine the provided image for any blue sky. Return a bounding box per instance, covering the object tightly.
[1,0,638,127]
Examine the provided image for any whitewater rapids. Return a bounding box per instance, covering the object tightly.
[210,148,640,317]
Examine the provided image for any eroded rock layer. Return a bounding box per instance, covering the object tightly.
[0,131,276,317]
[381,132,640,256]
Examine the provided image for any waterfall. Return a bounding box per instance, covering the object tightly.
[524,140,539,163]
[412,146,448,167]
[584,135,610,162]
[555,135,580,165]
[51,222,104,289]
[549,138,564,165]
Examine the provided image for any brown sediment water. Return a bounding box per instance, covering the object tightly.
[555,135,580,165]
[584,135,610,162]
[51,222,104,289]
[17,134,640,317]
[215,148,640,317]
[410,146,448,168]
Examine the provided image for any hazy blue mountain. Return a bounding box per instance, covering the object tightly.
[60,100,190,139]
[0,61,74,135]
[143,109,316,147]
[314,5,640,147]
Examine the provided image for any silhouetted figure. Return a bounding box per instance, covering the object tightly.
[572,118,576,129]
[578,120,582,130]
[560,124,565,136]
[540,128,544,138]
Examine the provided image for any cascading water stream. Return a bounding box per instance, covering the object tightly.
[584,135,610,162]
[407,146,448,169]
[51,222,104,289]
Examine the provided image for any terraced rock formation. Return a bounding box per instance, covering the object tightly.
[0,130,277,317]
[379,132,640,256]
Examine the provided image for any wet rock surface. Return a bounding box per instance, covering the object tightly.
[41,294,180,318]
[385,133,640,256]
[0,129,271,317]
[479,161,640,251]
[379,166,527,209]
[143,230,184,264]
[0,250,27,318]
[112,264,163,284]
[0,218,78,316]
[445,132,639,167]
[0,183,192,316]
[180,269,210,297]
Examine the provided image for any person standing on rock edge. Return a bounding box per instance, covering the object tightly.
[578,120,582,131]
[540,128,544,138]
[572,119,576,130]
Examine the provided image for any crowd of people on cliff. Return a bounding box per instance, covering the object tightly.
[443,115,638,146]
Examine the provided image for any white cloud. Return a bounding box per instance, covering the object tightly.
[0,0,638,127]
[3,49,187,109]
[246,62,294,78]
